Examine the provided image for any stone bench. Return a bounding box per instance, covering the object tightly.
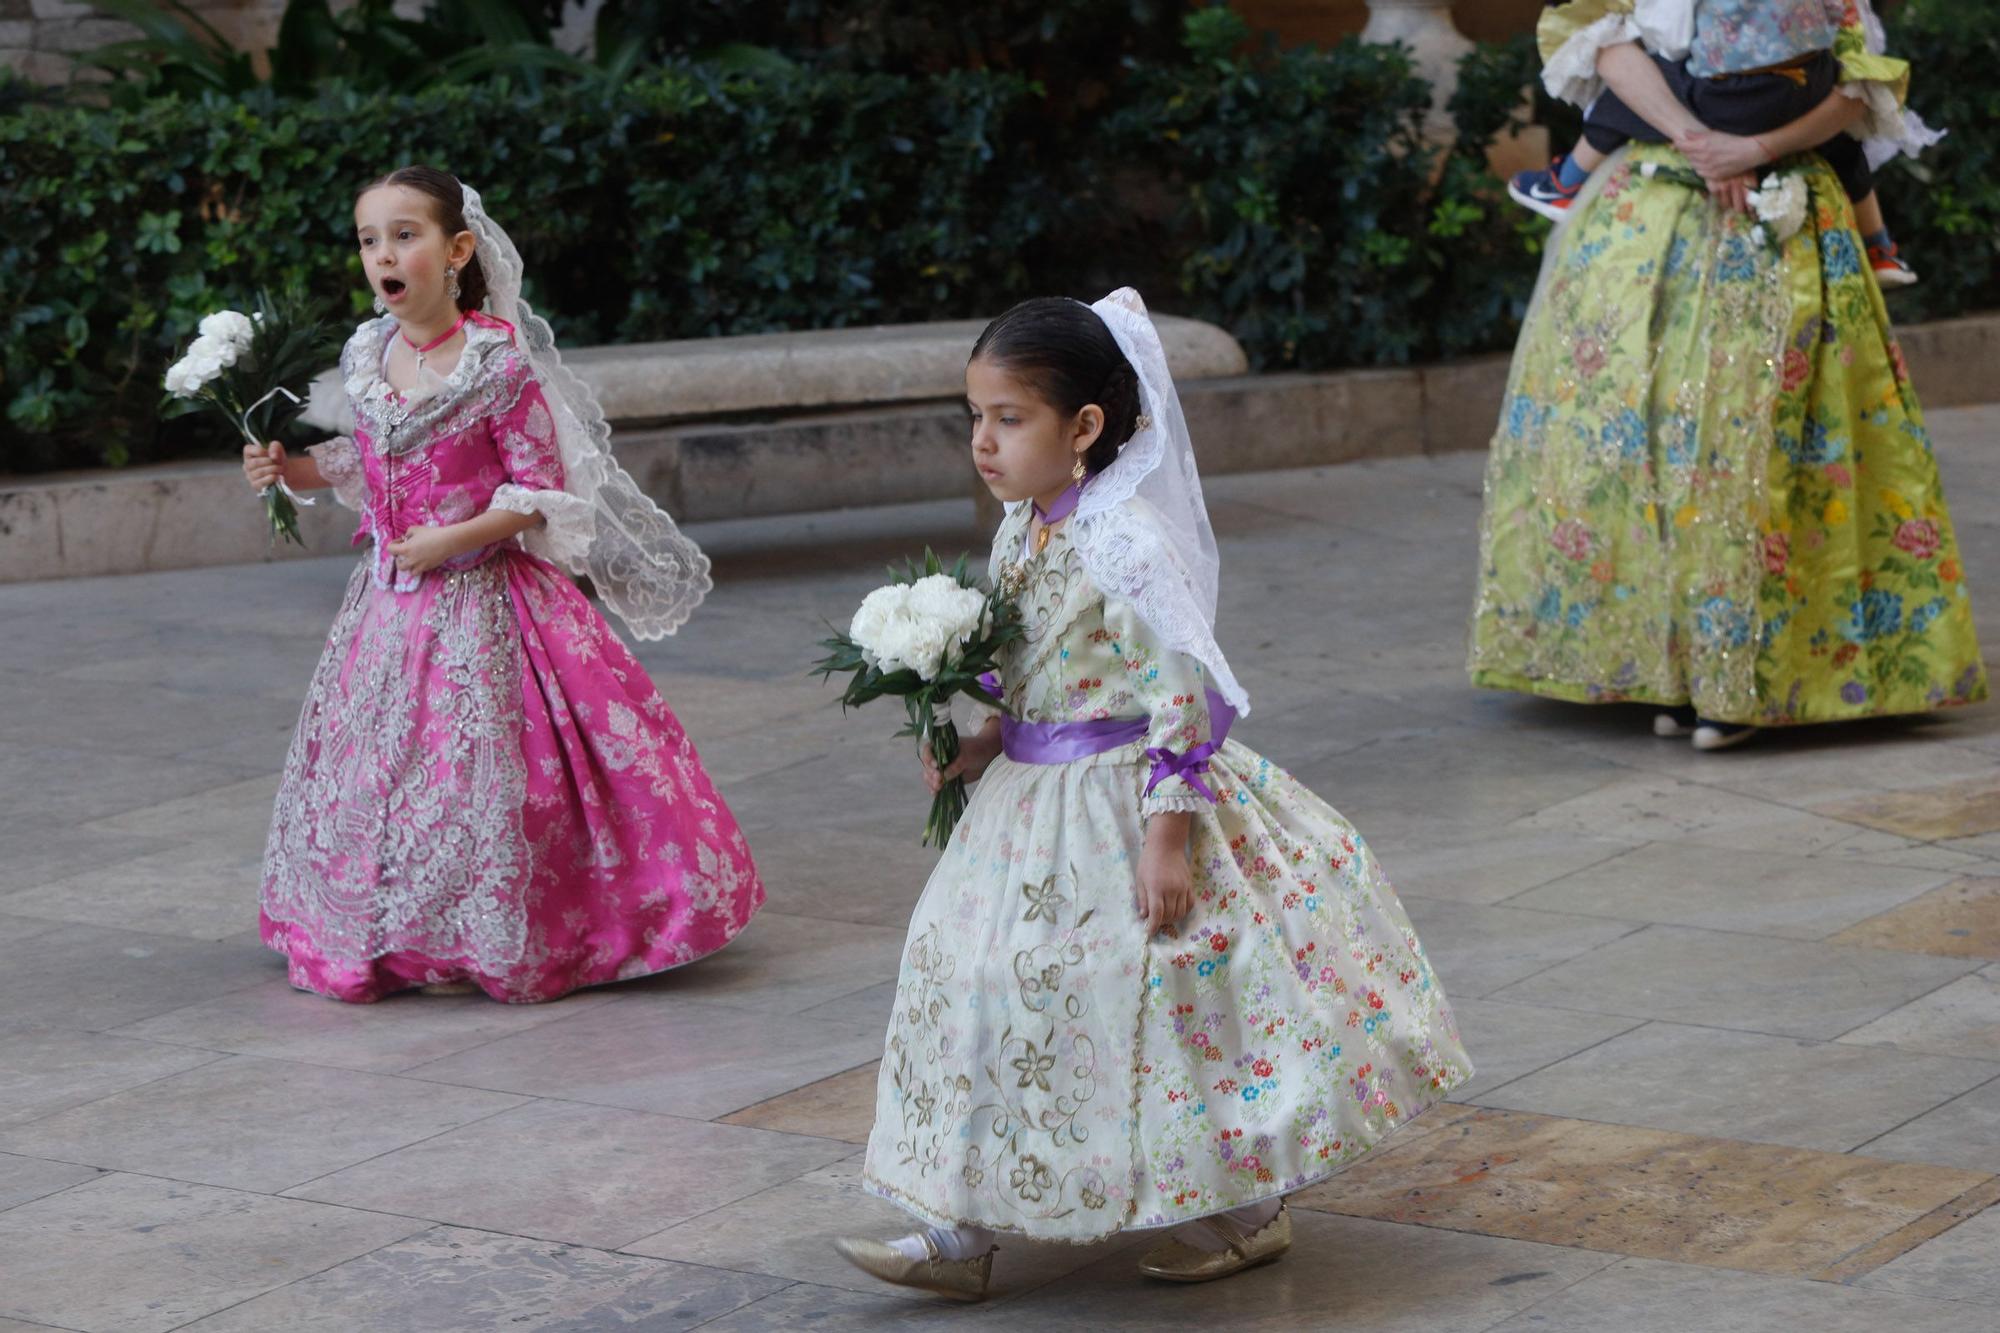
[292,313,1251,528]
[9,310,1999,582]
[303,314,1248,429]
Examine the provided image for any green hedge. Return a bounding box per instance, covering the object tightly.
[1877,0,2000,324]
[1,66,1059,468]
[5,5,1995,472]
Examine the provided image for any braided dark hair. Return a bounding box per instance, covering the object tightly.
[357,165,488,313]
[969,297,1142,476]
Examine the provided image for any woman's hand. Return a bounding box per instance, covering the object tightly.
[243,441,286,493]
[921,719,1002,794]
[385,524,463,576]
[1682,130,1769,185]
[1138,812,1195,935]
[1705,171,1758,214]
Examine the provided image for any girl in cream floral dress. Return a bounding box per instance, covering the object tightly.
[835,291,1474,1300]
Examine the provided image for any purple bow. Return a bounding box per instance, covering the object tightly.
[1145,739,1221,802]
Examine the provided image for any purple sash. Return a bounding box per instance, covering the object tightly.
[989,674,1238,803]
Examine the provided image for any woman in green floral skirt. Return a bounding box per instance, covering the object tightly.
[1469,35,1985,750]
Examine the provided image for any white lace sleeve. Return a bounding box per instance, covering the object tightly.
[1839,79,1910,145]
[1861,104,1946,171]
[1542,12,1645,107]
[306,437,367,511]
[491,483,596,567]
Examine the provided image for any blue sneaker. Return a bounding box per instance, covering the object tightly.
[1508,157,1583,222]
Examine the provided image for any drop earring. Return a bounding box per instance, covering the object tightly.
[445,266,461,303]
[1071,455,1088,484]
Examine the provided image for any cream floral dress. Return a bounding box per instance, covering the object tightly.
[861,506,1474,1240]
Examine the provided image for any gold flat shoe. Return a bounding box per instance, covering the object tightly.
[1136,1202,1291,1283]
[833,1233,995,1302]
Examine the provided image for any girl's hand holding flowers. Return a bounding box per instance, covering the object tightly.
[815,550,1025,847]
[243,441,287,492]
[167,293,335,547]
[920,719,1001,795]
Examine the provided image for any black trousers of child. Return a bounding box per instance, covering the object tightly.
[1581,50,1872,201]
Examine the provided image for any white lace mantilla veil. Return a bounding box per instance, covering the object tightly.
[462,184,712,638]
[990,287,1250,716]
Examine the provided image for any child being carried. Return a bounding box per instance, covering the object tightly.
[1511,0,1940,290]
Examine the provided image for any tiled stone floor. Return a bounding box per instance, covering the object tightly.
[3,404,2000,1330]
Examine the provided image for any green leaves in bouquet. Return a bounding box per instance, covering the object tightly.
[811,547,1024,718]
[240,288,340,443]
[809,547,1027,847]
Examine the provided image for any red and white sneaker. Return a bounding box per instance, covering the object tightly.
[1869,242,1918,289]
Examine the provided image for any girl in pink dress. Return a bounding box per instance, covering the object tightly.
[241,165,764,1003]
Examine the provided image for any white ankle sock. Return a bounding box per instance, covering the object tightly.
[1172,1198,1282,1252]
[888,1225,995,1261]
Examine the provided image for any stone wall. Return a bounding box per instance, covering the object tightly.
[7,0,1533,86]
[1234,0,1542,46]
[3,0,282,84]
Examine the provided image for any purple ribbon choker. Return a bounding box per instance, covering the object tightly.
[1032,481,1083,527]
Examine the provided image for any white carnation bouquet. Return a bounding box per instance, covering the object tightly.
[814,550,1025,847]
[1744,172,1809,249]
[162,291,334,546]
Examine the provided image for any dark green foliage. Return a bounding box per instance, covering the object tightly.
[1874,0,2000,324]
[1112,8,1558,370]
[593,0,1190,81]
[1,67,1049,469]
[7,2,1993,470]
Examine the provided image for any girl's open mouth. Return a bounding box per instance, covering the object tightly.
[380,278,408,302]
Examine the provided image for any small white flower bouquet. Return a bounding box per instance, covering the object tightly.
[1745,172,1809,250]
[814,550,1025,847]
[162,292,333,546]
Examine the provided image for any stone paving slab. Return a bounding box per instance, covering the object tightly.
[1852,1198,2000,1305]
[181,1226,790,1332]
[112,978,628,1075]
[1837,972,2000,1061]
[1855,1075,2000,1174]
[400,996,885,1121]
[5,405,2000,1331]
[1472,1022,1999,1152]
[720,1062,881,1145]
[1506,841,1958,940]
[1488,924,1983,1040]
[0,1054,528,1193]
[0,1173,430,1333]
[0,1024,223,1129]
[1480,1256,1977,1332]
[290,1101,853,1251]
[0,1151,101,1211]
[1291,1105,1991,1277]
[1828,874,2000,960]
